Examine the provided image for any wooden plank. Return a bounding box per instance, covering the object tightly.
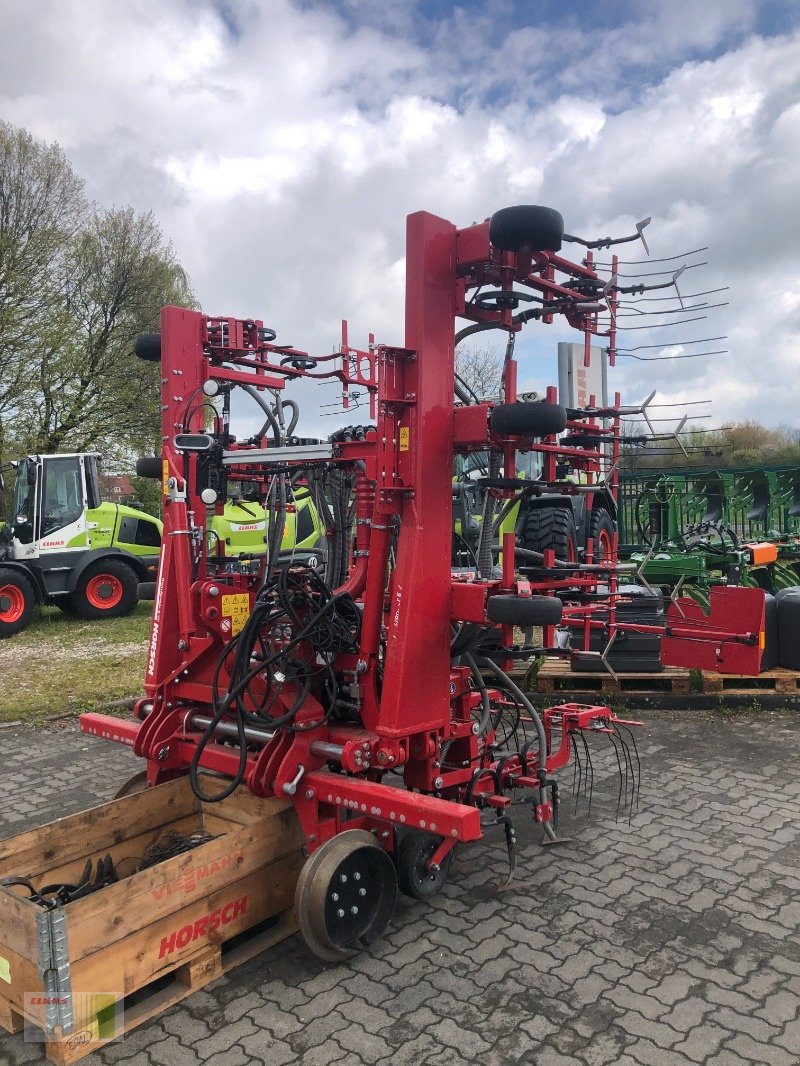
[0,777,199,880]
[64,807,302,960]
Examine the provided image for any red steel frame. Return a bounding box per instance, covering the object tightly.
[81,207,764,860]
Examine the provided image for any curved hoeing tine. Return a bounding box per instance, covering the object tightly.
[622,724,642,811]
[606,730,626,823]
[611,722,636,823]
[570,732,583,814]
[579,729,595,817]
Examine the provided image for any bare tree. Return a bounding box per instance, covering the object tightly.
[455,344,503,402]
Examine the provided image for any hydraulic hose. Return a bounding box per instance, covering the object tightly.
[479,657,557,841]
[476,452,500,578]
[239,382,281,446]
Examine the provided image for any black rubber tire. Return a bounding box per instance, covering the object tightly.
[589,508,615,561]
[489,205,564,253]
[134,333,161,362]
[522,506,576,563]
[0,568,36,638]
[777,592,800,670]
[70,559,139,620]
[396,832,454,901]
[775,585,800,603]
[487,594,563,627]
[135,456,162,479]
[137,582,157,601]
[490,401,567,438]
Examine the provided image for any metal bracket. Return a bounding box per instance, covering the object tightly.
[37,908,74,1035]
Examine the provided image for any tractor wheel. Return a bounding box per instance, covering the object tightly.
[396,831,454,901]
[134,333,161,361]
[589,508,615,562]
[489,205,564,253]
[523,506,577,564]
[295,830,397,961]
[0,569,35,638]
[71,560,138,620]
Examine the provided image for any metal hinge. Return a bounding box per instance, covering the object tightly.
[37,908,74,1035]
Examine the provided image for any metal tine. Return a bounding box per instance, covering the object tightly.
[570,732,582,812]
[622,725,642,811]
[606,730,625,823]
[612,723,636,822]
[579,730,595,816]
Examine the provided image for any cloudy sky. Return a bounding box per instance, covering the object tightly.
[1,0,798,435]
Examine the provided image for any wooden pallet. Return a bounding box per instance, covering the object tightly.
[535,658,691,695]
[700,667,800,696]
[0,775,304,1065]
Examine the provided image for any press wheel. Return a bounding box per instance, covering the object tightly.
[113,771,149,799]
[295,830,397,961]
[396,831,454,901]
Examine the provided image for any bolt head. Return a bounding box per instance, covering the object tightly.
[434,776,444,790]
[340,874,347,883]
[305,789,314,800]
[331,892,339,902]
[353,872,361,881]
[350,906,359,915]
[359,887,366,896]
[337,908,345,918]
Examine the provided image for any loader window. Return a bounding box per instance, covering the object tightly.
[41,458,83,538]
[11,466,34,544]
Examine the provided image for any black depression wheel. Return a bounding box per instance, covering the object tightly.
[71,559,139,620]
[396,831,454,901]
[0,568,35,638]
[489,205,564,253]
[487,594,563,626]
[490,401,567,438]
[295,830,398,961]
[135,456,162,480]
[523,506,577,564]
[134,333,161,361]
[589,508,615,561]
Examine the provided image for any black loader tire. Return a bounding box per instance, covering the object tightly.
[589,508,615,561]
[487,594,563,627]
[135,456,162,479]
[523,506,576,563]
[0,568,36,638]
[489,205,564,253]
[71,559,139,620]
[134,333,161,362]
[490,401,567,438]
[775,585,800,603]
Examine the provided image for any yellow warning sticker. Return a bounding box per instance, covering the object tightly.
[221,593,251,636]
[162,459,170,495]
[399,426,410,452]
[0,955,10,983]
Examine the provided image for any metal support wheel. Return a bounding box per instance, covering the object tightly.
[113,771,150,799]
[295,830,397,961]
[396,831,454,900]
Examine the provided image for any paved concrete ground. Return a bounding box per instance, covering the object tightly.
[0,711,798,1066]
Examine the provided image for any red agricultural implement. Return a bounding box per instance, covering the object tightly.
[80,204,765,959]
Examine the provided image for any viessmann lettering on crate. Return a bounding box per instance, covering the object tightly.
[159,894,248,958]
[151,849,244,900]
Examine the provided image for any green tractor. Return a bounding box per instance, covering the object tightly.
[206,479,326,575]
[0,453,163,637]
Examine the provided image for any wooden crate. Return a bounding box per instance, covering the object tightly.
[0,775,304,1065]
[536,658,691,695]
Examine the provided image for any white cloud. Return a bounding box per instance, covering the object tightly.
[0,0,798,435]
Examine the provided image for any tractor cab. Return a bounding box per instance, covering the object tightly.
[7,453,101,559]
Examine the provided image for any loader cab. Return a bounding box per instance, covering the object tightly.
[10,453,101,559]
